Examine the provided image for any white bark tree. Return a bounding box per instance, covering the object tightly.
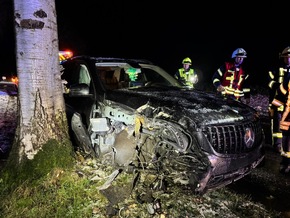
[13,0,69,161]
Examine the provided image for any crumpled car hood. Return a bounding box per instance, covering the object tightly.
[105,87,257,126]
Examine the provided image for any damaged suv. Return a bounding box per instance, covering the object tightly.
[60,56,265,195]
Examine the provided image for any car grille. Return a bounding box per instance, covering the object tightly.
[203,119,263,154]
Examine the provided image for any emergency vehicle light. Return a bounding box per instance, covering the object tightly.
[2,76,19,85]
[59,50,73,62]
[11,76,19,84]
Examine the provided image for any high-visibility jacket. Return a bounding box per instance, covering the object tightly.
[268,66,290,104]
[212,62,250,100]
[272,81,290,115]
[272,81,290,160]
[268,66,290,147]
[175,68,197,87]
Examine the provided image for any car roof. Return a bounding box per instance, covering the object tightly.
[0,81,18,86]
[64,55,154,66]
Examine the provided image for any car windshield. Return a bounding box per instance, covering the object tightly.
[95,63,184,90]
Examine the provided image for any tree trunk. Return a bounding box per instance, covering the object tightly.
[13,0,69,161]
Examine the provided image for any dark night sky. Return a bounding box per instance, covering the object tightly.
[1,1,289,88]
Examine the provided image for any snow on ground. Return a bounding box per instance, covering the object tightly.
[0,93,18,155]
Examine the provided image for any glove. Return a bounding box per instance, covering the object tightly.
[217,85,225,92]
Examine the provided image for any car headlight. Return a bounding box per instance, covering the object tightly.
[159,122,191,152]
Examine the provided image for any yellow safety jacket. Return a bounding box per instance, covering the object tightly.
[175,68,197,87]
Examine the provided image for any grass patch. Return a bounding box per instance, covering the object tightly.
[0,152,281,218]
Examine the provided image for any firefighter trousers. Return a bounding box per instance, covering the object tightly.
[271,109,282,147]
[281,133,290,168]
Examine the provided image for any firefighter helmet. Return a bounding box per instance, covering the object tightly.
[182,57,192,65]
[231,48,247,58]
[280,46,290,58]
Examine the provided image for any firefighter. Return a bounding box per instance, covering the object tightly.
[212,48,250,103]
[272,79,290,174]
[174,57,198,88]
[268,46,290,152]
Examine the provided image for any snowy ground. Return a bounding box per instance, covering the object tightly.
[0,92,17,157]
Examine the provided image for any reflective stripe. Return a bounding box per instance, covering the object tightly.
[281,150,290,158]
[281,83,287,94]
[279,67,284,76]
[217,69,223,77]
[272,99,283,107]
[278,105,284,111]
[273,132,283,138]
[213,78,220,84]
[269,80,275,88]
[269,71,274,79]
[280,121,290,130]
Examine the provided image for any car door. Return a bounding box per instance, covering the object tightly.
[61,61,96,129]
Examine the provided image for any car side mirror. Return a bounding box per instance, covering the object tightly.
[69,83,90,96]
